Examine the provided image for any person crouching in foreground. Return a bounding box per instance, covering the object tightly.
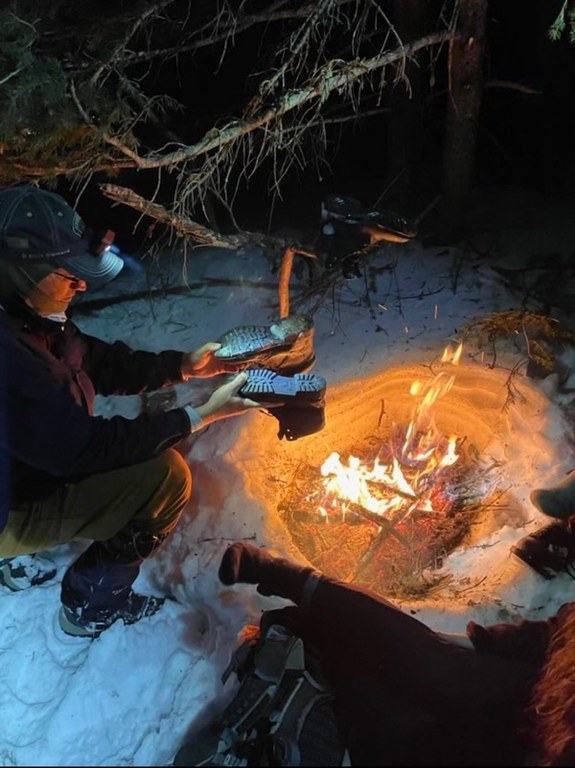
[0,184,262,638]
[218,541,575,766]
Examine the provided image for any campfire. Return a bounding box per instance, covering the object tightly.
[317,343,464,525]
[276,345,515,599]
[229,344,552,601]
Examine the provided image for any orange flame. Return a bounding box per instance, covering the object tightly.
[319,344,463,522]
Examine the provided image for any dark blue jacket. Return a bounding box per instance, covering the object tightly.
[0,307,192,530]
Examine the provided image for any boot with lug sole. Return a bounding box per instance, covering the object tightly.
[59,590,165,638]
[239,369,326,440]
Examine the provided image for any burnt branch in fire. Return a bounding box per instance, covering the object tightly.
[344,501,412,549]
[280,432,497,601]
[365,478,418,501]
[353,501,420,580]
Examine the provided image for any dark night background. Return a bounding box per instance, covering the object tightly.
[3,6,575,763]
[53,1,575,257]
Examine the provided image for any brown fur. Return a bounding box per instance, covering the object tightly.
[527,604,575,765]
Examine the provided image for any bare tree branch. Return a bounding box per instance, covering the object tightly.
[103,32,455,171]
[99,183,312,254]
[484,79,542,95]
[118,2,332,65]
[89,0,178,86]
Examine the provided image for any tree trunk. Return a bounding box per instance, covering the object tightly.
[383,0,428,215]
[438,0,488,240]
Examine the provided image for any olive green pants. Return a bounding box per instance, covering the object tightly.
[0,449,192,557]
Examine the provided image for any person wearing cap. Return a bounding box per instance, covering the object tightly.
[0,184,262,638]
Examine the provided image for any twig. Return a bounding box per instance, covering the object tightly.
[118,2,331,65]
[377,398,386,427]
[414,195,441,226]
[484,79,542,95]
[197,534,257,543]
[278,246,317,319]
[72,278,281,314]
[0,66,24,86]
[450,575,487,594]
[90,0,177,86]
[278,247,296,320]
[69,79,93,124]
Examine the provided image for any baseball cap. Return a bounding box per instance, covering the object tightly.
[0,185,124,282]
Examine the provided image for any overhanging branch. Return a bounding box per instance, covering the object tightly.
[104,31,455,170]
[99,183,313,254]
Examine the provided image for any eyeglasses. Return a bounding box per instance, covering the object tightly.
[52,271,85,288]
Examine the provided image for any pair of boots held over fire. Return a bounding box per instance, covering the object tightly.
[217,314,326,441]
[143,314,326,441]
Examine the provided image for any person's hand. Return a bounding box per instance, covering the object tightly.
[181,342,244,379]
[195,373,261,425]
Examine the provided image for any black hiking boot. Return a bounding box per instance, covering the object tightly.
[239,369,326,440]
[239,369,326,407]
[530,469,575,520]
[270,404,326,441]
[510,518,575,579]
[59,590,166,638]
[215,315,315,376]
[0,554,57,591]
[320,193,417,240]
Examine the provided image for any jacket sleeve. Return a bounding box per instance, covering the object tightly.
[6,324,192,478]
[78,327,185,395]
[466,604,573,666]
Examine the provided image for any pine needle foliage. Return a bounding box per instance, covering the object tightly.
[0,5,138,183]
[0,0,458,209]
[549,0,575,42]
[0,12,70,141]
[464,309,575,373]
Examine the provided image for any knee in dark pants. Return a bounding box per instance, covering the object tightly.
[134,449,192,537]
[159,448,193,512]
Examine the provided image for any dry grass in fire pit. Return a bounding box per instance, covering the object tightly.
[278,441,494,600]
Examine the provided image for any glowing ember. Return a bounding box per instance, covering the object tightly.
[318,343,464,524]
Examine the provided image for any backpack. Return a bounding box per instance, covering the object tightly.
[173,617,350,766]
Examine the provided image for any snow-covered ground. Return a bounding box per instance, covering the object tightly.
[2,186,575,766]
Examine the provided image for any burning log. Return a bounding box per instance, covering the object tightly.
[353,502,421,579]
[344,501,412,549]
[365,478,418,501]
